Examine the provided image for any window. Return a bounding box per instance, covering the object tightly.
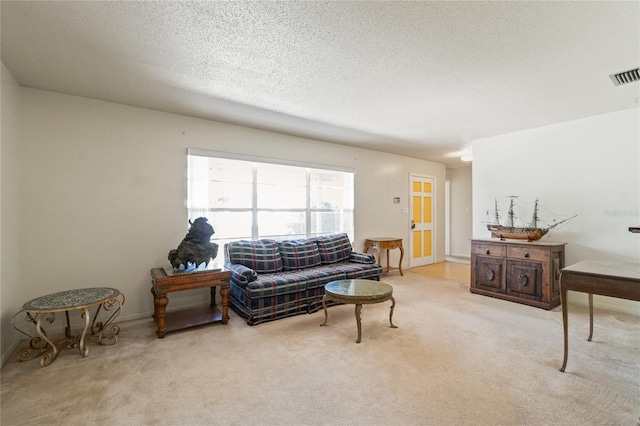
[187,149,354,267]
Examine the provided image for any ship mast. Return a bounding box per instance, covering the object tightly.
[507,197,516,228]
[493,198,500,225]
[530,198,539,228]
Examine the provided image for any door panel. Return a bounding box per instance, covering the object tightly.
[424,230,432,257]
[423,197,432,223]
[413,230,422,258]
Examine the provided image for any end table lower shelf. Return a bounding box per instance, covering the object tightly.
[150,267,231,338]
[160,305,225,334]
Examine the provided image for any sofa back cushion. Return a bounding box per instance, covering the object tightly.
[316,233,353,264]
[278,239,322,271]
[226,239,282,273]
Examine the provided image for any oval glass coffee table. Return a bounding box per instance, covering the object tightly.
[320,279,397,343]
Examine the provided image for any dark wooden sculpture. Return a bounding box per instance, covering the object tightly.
[168,217,218,270]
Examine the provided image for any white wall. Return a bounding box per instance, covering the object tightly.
[0,63,22,363]
[473,108,640,314]
[447,166,473,259]
[1,80,445,363]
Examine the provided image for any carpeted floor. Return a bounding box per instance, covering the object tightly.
[1,265,639,425]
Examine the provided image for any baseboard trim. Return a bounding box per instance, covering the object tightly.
[446,255,470,264]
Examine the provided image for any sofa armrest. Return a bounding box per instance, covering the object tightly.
[225,262,258,286]
[349,251,376,264]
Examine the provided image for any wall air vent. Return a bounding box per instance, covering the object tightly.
[610,67,640,86]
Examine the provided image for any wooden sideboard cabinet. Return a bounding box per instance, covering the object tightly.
[470,238,566,309]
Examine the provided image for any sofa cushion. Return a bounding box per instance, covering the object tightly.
[226,239,282,273]
[279,239,322,271]
[316,233,353,264]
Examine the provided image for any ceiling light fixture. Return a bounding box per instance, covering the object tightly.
[460,155,473,162]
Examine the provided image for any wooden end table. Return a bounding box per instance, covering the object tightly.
[320,279,398,343]
[150,267,231,338]
[364,237,404,276]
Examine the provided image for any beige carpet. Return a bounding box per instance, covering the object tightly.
[1,269,639,425]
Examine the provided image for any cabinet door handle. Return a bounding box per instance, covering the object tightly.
[517,273,529,286]
[486,249,490,255]
[524,251,530,258]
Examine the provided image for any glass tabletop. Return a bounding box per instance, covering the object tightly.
[325,279,393,300]
[23,288,120,312]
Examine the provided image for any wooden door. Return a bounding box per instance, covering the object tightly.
[410,175,434,267]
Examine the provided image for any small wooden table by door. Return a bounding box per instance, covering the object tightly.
[150,267,231,338]
[364,238,404,276]
[559,260,640,372]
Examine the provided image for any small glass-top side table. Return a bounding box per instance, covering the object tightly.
[12,287,125,367]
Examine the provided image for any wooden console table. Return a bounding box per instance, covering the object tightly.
[150,267,231,338]
[364,238,404,276]
[559,260,640,372]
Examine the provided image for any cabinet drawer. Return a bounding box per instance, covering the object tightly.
[506,246,548,262]
[472,244,505,258]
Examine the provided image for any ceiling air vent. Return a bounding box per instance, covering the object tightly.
[610,67,640,86]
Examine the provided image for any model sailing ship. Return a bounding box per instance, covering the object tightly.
[486,197,576,241]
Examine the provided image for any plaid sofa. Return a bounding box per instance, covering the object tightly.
[224,233,382,325]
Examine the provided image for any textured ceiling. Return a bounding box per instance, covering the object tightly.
[2,1,639,167]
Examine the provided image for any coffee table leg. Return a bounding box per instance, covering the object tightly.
[355,304,362,343]
[389,296,398,328]
[320,295,329,326]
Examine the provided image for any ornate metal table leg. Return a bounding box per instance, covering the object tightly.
[355,304,362,343]
[91,293,124,345]
[319,295,329,326]
[389,296,398,328]
[65,311,72,338]
[36,313,58,367]
[12,310,49,362]
[78,307,90,357]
